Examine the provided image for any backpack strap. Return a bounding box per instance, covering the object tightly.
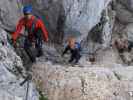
[30,17,38,34]
[24,17,38,36]
[75,42,81,51]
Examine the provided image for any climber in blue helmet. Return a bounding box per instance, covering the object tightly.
[12,5,49,62]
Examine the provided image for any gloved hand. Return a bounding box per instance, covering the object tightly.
[46,38,49,42]
[13,41,17,48]
[11,38,17,48]
[44,38,48,42]
[32,42,35,48]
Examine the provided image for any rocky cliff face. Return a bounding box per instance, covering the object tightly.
[23,0,114,46]
[1,0,133,100]
[0,28,39,100]
[0,0,21,31]
[0,1,39,100]
[1,0,133,48]
[113,0,133,41]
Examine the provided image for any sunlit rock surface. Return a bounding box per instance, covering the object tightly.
[0,28,39,100]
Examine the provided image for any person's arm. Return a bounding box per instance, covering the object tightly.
[12,18,24,42]
[62,46,70,56]
[38,19,48,42]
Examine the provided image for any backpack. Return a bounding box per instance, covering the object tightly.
[32,13,49,29]
[75,42,82,51]
[25,14,48,39]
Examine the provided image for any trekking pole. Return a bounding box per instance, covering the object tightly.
[20,74,32,86]
[20,72,32,100]
[25,77,30,100]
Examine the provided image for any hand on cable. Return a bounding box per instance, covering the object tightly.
[13,40,17,48]
[45,38,49,42]
[32,42,36,48]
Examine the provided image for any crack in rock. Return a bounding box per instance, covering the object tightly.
[113,71,121,80]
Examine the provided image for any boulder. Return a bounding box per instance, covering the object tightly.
[0,0,21,31]
[115,3,133,24]
[33,61,133,100]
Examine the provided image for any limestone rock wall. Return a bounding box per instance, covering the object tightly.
[0,27,39,100]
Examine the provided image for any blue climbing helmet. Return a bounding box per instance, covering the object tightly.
[23,5,32,14]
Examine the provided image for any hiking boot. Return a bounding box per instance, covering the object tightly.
[31,56,36,63]
[74,59,79,64]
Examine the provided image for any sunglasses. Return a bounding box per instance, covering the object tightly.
[24,13,30,16]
